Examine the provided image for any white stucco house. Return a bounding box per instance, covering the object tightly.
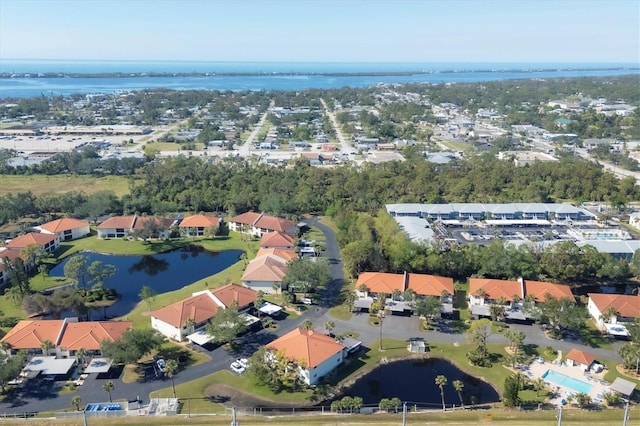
[266,327,347,386]
[149,284,257,341]
[241,253,289,294]
[36,218,90,241]
[228,212,298,237]
[588,293,640,337]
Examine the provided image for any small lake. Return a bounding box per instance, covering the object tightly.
[336,358,500,408]
[50,246,243,317]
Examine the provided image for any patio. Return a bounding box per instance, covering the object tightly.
[526,356,612,405]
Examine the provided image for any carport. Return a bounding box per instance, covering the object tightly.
[84,357,113,374]
[23,356,75,376]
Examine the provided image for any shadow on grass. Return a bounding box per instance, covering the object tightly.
[578,327,611,348]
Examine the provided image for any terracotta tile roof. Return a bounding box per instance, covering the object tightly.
[524,280,575,302]
[229,212,262,226]
[469,278,521,301]
[179,215,221,228]
[407,273,454,297]
[97,215,137,229]
[1,320,65,349]
[6,232,57,249]
[0,248,22,263]
[470,278,575,303]
[98,215,170,231]
[266,327,344,369]
[588,293,640,319]
[212,283,257,309]
[256,248,298,262]
[58,321,132,351]
[241,254,289,282]
[39,218,89,233]
[566,348,597,366]
[150,294,221,329]
[254,215,297,233]
[356,272,405,294]
[260,232,296,248]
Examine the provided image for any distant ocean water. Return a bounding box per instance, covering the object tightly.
[0,60,638,99]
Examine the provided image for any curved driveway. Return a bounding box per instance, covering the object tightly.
[0,218,624,415]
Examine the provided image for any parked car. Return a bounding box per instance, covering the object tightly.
[230,361,246,375]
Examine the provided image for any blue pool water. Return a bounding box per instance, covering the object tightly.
[542,370,593,394]
[85,403,122,412]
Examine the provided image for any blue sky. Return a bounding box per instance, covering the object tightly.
[1,0,638,63]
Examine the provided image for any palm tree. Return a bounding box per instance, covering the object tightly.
[164,359,179,398]
[102,380,115,402]
[391,289,401,301]
[344,291,357,312]
[601,307,618,324]
[71,396,82,411]
[435,375,448,412]
[452,380,464,407]
[301,319,314,331]
[41,339,53,355]
[532,377,546,397]
[473,288,487,301]
[75,348,87,367]
[5,286,23,306]
[324,321,335,335]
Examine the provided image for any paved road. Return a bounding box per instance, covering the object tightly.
[0,219,625,415]
[236,100,273,158]
[320,99,349,153]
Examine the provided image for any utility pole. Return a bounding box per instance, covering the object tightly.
[556,404,563,426]
[623,399,630,426]
[231,406,238,426]
[402,401,407,426]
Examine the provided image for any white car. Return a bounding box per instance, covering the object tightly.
[230,361,245,375]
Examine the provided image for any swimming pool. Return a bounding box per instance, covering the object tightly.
[541,370,593,394]
[85,403,123,412]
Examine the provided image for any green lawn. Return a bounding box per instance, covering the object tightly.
[12,409,639,425]
[0,232,258,326]
[150,370,313,414]
[0,175,132,197]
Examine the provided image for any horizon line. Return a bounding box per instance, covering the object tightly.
[2,58,639,65]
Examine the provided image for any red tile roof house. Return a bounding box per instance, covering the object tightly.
[228,212,298,237]
[149,284,257,341]
[5,232,60,254]
[259,231,296,249]
[565,348,597,371]
[469,277,575,321]
[97,215,172,240]
[241,253,290,294]
[266,327,347,386]
[1,317,131,358]
[178,214,221,237]
[588,293,640,338]
[36,218,90,242]
[354,271,454,315]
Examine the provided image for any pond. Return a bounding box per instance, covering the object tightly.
[50,246,243,317]
[335,357,500,408]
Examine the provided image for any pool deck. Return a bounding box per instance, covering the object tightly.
[526,357,611,405]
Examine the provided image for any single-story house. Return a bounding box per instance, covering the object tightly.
[178,214,221,237]
[260,232,296,249]
[36,218,90,241]
[5,232,60,254]
[228,212,298,237]
[150,284,257,341]
[1,317,131,358]
[266,327,347,386]
[97,215,172,239]
[565,348,597,371]
[469,277,575,320]
[241,253,290,294]
[587,293,640,337]
[255,248,298,262]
